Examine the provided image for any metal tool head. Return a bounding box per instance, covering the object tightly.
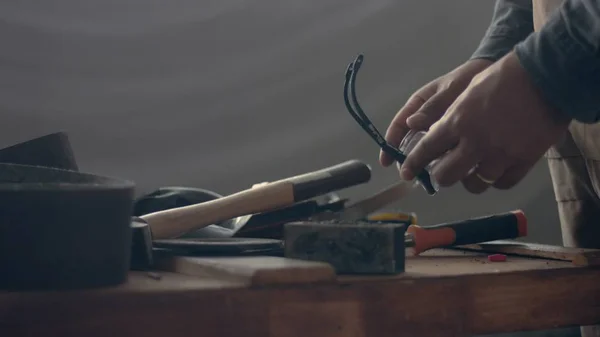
[130,217,154,270]
[343,54,436,195]
[233,197,347,239]
[337,180,417,220]
[312,180,417,221]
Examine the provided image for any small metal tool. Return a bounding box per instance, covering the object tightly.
[312,180,417,221]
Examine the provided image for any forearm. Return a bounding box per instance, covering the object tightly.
[514,0,600,123]
[471,0,534,61]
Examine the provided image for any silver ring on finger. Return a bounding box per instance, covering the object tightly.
[475,172,496,185]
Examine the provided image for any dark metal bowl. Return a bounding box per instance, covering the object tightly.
[0,163,135,291]
[0,132,135,291]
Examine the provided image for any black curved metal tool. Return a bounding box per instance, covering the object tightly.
[343,54,436,195]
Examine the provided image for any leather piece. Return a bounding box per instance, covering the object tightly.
[0,132,78,171]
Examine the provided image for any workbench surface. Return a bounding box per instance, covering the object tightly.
[2,249,599,337]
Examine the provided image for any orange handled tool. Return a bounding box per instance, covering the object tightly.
[405,210,528,255]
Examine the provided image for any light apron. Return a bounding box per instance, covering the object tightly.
[534,1,600,336]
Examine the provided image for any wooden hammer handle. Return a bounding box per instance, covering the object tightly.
[142,181,295,240]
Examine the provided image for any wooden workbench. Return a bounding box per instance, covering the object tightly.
[1,249,599,337]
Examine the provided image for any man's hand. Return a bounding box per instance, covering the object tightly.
[399,51,572,194]
[380,58,493,167]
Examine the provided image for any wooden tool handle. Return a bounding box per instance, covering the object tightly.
[142,181,295,240]
[408,210,528,255]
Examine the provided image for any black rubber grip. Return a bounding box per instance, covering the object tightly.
[288,159,372,201]
[427,210,526,245]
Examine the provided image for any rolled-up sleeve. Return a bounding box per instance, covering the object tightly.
[471,0,534,61]
[514,0,600,123]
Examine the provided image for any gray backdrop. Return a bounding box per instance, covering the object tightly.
[0,1,577,335]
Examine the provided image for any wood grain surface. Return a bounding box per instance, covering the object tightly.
[155,255,336,286]
[1,249,599,337]
[455,240,600,266]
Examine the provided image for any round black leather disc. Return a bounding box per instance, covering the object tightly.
[153,237,283,255]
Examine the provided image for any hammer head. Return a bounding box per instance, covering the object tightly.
[283,220,406,275]
[130,217,154,270]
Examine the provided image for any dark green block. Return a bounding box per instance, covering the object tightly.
[283,220,406,275]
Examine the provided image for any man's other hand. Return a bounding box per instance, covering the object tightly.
[380,58,493,167]
[399,51,572,194]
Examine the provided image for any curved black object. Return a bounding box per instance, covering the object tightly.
[133,186,223,216]
[343,55,436,195]
[0,133,135,291]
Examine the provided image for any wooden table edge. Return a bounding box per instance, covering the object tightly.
[1,265,600,337]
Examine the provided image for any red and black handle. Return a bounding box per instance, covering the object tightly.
[407,210,528,255]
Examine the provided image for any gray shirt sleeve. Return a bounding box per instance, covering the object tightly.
[471,0,534,61]
[514,0,600,123]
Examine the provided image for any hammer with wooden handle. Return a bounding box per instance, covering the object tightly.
[138,159,371,241]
